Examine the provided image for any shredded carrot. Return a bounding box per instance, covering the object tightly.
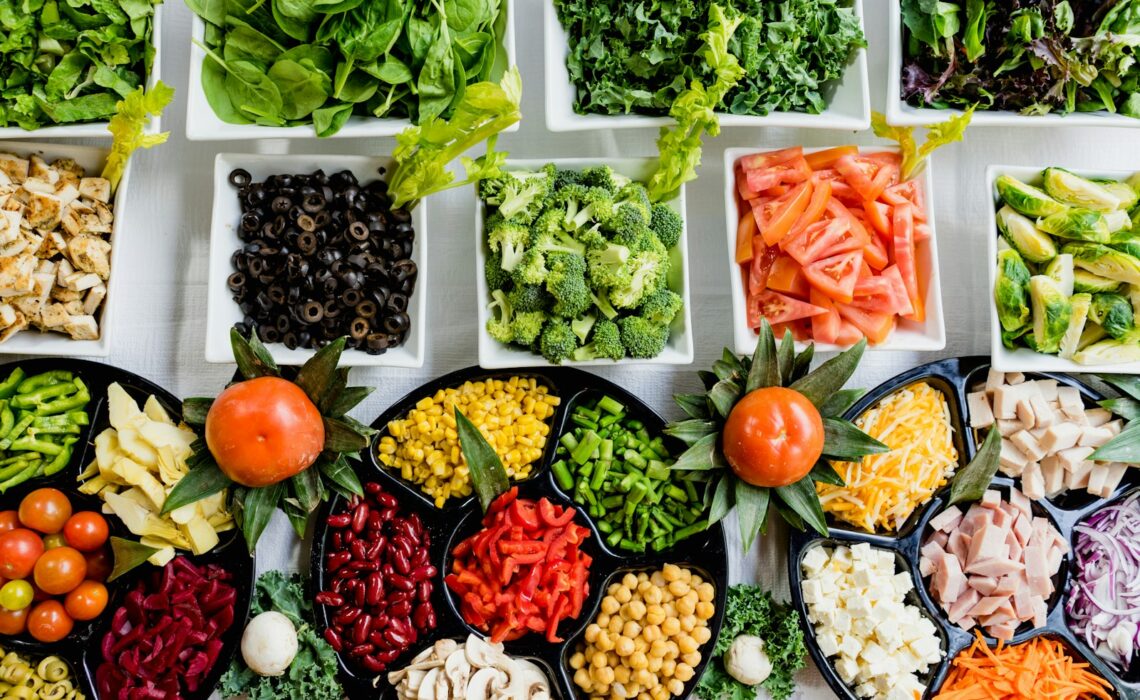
[934,632,1114,700]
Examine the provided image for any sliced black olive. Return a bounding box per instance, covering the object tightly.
[229,168,252,188]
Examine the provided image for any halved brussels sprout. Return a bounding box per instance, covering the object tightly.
[1073,268,1123,294]
[996,174,1068,217]
[995,249,1032,333]
[1002,325,1030,350]
[1102,181,1140,211]
[1037,209,1109,243]
[1104,209,1133,234]
[1044,253,1075,297]
[998,206,1057,263]
[1080,321,1108,350]
[1059,293,1092,359]
[1043,168,1122,212]
[1065,242,1140,285]
[1112,239,1140,260]
[1073,336,1140,365]
[1029,275,1072,354]
[1089,293,1135,339]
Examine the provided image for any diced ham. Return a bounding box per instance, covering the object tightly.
[1009,489,1032,518]
[1013,586,1036,620]
[1032,596,1048,628]
[930,530,950,548]
[957,616,976,632]
[1013,512,1033,546]
[994,574,1019,597]
[969,596,1007,617]
[1022,462,1046,500]
[966,557,1025,578]
[948,531,972,563]
[968,391,995,428]
[1046,543,1065,573]
[929,505,963,533]
[933,553,967,603]
[1023,546,1052,597]
[970,576,998,596]
[968,523,1008,566]
[980,490,1001,509]
[947,588,981,624]
[989,622,1018,641]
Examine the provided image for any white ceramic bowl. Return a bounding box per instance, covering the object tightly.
[186,3,517,141]
[0,6,164,139]
[986,164,1140,374]
[475,158,694,369]
[886,0,1140,128]
[723,145,946,355]
[543,0,870,132]
[205,153,426,367]
[0,141,133,356]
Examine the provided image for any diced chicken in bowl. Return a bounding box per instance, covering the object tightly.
[0,152,112,342]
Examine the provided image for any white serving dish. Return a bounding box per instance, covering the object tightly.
[543,0,869,132]
[186,2,517,141]
[0,141,132,356]
[723,145,946,355]
[475,158,694,369]
[986,164,1140,374]
[886,0,1140,128]
[0,6,164,139]
[205,153,425,367]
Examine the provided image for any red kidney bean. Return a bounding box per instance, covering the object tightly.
[378,507,395,522]
[351,504,369,533]
[389,574,413,591]
[412,602,432,629]
[411,564,436,581]
[327,513,351,528]
[366,573,384,606]
[360,655,385,673]
[352,614,373,644]
[350,539,368,561]
[333,607,361,627]
[328,551,351,573]
[392,550,411,575]
[416,581,432,603]
[385,628,409,647]
[323,627,343,652]
[343,530,356,545]
[332,532,343,549]
[389,615,411,636]
[365,482,382,495]
[377,649,400,664]
[367,511,382,529]
[375,493,397,508]
[389,600,412,618]
[412,548,428,567]
[366,539,384,560]
[350,643,374,657]
[374,613,390,630]
[315,591,344,607]
[352,583,366,608]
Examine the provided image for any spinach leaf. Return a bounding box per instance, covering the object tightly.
[268,58,331,119]
[417,21,457,122]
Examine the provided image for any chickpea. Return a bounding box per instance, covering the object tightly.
[643,624,662,643]
[661,617,681,636]
[638,580,652,594]
[681,568,692,582]
[649,639,669,659]
[637,572,649,583]
[629,651,649,670]
[681,652,701,668]
[696,582,715,602]
[651,572,666,587]
[661,659,676,677]
[623,573,639,589]
[596,631,615,652]
[614,666,631,684]
[608,583,621,596]
[615,587,632,604]
[652,685,669,700]
[697,601,715,620]
[674,664,694,682]
[677,635,698,655]
[667,580,688,598]
[645,605,666,626]
[592,652,608,668]
[608,651,621,666]
[636,669,654,687]
[665,640,680,658]
[627,683,641,696]
[668,679,685,696]
[585,624,601,644]
[601,596,620,615]
[644,586,663,605]
[574,668,591,688]
[593,666,615,685]
[647,655,663,673]
[570,652,586,669]
[663,603,677,618]
[693,626,712,645]
[635,637,651,654]
[638,692,651,700]
[680,616,696,633]
[622,620,642,638]
[627,600,647,620]
[608,616,624,634]
[662,564,682,582]
[597,613,611,628]
[615,636,635,657]
[676,597,696,616]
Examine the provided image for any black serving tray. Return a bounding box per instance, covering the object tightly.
[0,358,253,700]
[310,365,729,700]
[788,356,1138,700]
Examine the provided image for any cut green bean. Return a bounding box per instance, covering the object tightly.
[551,460,574,491]
[597,395,624,416]
[0,368,25,399]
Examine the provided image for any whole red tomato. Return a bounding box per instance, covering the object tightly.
[83,548,113,582]
[0,529,44,580]
[64,580,108,621]
[18,489,72,534]
[0,512,19,535]
[33,547,86,596]
[722,387,824,488]
[63,512,109,552]
[0,606,27,635]
[205,376,324,487]
[27,601,72,643]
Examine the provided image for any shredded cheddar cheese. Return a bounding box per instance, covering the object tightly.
[818,381,959,532]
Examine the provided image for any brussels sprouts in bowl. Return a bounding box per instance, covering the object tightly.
[987,165,1140,373]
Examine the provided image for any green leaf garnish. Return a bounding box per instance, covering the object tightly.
[295,338,346,406]
[161,459,233,515]
[821,418,890,460]
[735,480,770,550]
[231,328,280,380]
[948,426,1002,506]
[775,477,828,536]
[239,482,285,550]
[109,536,160,582]
[455,407,510,512]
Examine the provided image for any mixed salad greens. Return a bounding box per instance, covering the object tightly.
[552,0,865,119]
[901,0,1140,118]
[186,0,507,136]
[0,0,161,129]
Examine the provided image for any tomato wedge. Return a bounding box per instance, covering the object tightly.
[835,302,896,345]
[865,151,902,168]
[736,164,760,201]
[782,218,851,265]
[809,288,842,344]
[863,228,890,270]
[736,210,757,264]
[805,146,859,170]
[748,237,778,296]
[852,265,913,316]
[892,202,925,322]
[883,180,927,222]
[863,201,892,237]
[915,222,932,243]
[759,180,812,246]
[767,255,809,298]
[835,319,864,345]
[803,250,862,303]
[740,146,803,171]
[835,155,883,202]
[747,290,827,329]
[788,178,832,239]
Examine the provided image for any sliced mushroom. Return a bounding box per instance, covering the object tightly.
[466,667,501,700]
[445,648,471,698]
[434,664,451,700]
[418,668,441,700]
[465,635,506,669]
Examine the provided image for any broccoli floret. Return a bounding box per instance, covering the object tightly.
[484,250,511,291]
[486,289,515,344]
[539,319,578,364]
[546,253,592,318]
[572,318,624,361]
[551,167,584,192]
[579,166,617,193]
[531,227,586,257]
[617,316,669,359]
[613,183,652,225]
[649,204,683,249]
[513,248,552,286]
[568,187,615,230]
[586,242,632,289]
[508,284,550,313]
[591,291,619,320]
[495,172,551,224]
[477,174,507,204]
[608,240,670,309]
[639,288,683,326]
[487,216,530,271]
[572,313,596,343]
[511,310,546,345]
[606,206,653,249]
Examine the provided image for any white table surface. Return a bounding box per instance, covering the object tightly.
[14,1,1140,697]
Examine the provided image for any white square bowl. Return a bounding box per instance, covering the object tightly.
[723,145,946,355]
[543,0,869,132]
[986,164,1140,374]
[475,158,694,369]
[186,3,517,141]
[885,0,1140,128]
[0,141,133,356]
[0,5,164,139]
[205,153,425,367]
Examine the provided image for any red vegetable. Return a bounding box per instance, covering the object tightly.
[96,557,236,700]
[446,488,591,643]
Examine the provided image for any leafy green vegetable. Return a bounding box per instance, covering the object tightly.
[0,0,161,130]
[187,0,507,136]
[219,571,342,700]
[102,81,174,192]
[871,107,974,180]
[552,0,864,119]
[455,407,509,512]
[948,425,1000,506]
[388,66,521,208]
[695,585,806,700]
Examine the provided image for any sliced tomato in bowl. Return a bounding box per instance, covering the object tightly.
[747,290,827,330]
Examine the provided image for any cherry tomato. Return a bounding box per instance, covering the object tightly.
[0,606,28,635]
[0,580,32,611]
[42,533,66,550]
[722,387,824,488]
[64,580,107,621]
[27,601,72,643]
[18,489,72,534]
[0,512,19,535]
[83,548,112,582]
[29,582,50,602]
[63,512,109,552]
[205,376,324,487]
[0,529,44,580]
[33,547,86,596]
